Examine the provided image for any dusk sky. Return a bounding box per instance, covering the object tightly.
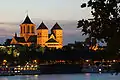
[0,0,92,45]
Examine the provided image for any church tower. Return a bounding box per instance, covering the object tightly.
[37,22,48,47]
[20,15,36,41]
[51,22,63,48]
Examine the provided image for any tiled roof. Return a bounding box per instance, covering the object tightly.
[22,15,33,24]
[14,37,26,42]
[37,22,48,30]
[46,38,58,43]
[51,22,62,30]
[27,35,37,43]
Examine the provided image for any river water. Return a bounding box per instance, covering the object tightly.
[0,73,119,80]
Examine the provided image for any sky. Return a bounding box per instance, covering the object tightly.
[0,0,93,45]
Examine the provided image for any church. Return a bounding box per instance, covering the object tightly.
[10,15,63,49]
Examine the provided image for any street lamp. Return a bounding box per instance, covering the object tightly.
[3,60,7,63]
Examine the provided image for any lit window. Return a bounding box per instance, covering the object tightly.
[31,26,34,33]
[23,26,25,33]
[27,25,30,33]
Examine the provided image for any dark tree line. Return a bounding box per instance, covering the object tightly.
[0,42,113,66]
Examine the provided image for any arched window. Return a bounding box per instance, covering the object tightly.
[27,25,30,33]
[23,26,25,33]
[31,26,34,33]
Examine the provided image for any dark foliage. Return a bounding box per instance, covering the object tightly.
[78,0,120,54]
[0,42,117,66]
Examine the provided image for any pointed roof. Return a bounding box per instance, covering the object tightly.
[37,22,48,30]
[22,15,33,24]
[27,35,37,43]
[48,33,56,38]
[14,37,26,42]
[51,22,62,30]
[46,38,58,43]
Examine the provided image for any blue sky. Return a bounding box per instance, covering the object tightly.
[0,0,92,45]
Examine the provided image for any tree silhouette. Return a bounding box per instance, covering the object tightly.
[78,0,120,55]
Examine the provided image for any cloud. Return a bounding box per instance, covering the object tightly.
[0,23,19,44]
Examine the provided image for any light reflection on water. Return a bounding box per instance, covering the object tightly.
[0,73,119,80]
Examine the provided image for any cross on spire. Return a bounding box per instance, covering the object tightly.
[26,10,28,16]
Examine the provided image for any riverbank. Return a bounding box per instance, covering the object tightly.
[0,73,120,80]
[0,63,117,76]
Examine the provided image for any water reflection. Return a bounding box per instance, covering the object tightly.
[85,73,91,80]
[0,73,120,80]
[0,78,8,80]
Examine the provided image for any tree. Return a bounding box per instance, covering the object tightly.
[78,0,120,55]
[4,39,11,46]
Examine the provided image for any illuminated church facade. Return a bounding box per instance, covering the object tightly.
[10,15,63,49]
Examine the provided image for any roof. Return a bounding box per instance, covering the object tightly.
[51,22,62,30]
[37,22,48,30]
[48,33,56,38]
[22,15,33,24]
[14,37,26,42]
[46,38,58,43]
[27,35,37,43]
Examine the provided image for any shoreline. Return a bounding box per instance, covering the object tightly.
[0,71,116,76]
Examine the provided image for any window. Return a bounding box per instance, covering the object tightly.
[31,26,34,33]
[38,33,41,35]
[48,44,58,46]
[23,26,25,33]
[27,25,30,33]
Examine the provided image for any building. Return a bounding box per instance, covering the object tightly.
[10,15,63,49]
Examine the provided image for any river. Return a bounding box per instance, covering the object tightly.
[0,73,119,80]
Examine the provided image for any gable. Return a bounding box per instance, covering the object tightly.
[11,37,18,44]
[46,38,58,43]
[49,34,55,39]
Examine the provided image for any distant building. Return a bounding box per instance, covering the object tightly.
[10,15,63,49]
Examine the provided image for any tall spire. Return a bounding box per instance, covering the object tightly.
[22,11,33,24]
